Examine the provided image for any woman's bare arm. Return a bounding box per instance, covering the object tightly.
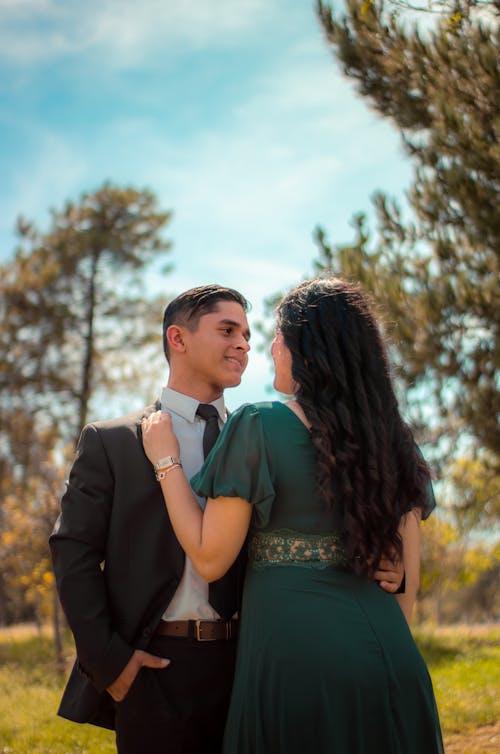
[142,411,252,581]
[396,508,422,623]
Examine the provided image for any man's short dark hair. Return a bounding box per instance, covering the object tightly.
[162,284,249,362]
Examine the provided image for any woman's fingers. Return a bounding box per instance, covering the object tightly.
[142,409,170,425]
[141,411,179,462]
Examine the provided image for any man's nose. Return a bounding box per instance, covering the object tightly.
[236,336,250,352]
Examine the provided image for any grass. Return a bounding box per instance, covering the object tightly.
[0,625,115,754]
[0,622,498,752]
[415,624,500,736]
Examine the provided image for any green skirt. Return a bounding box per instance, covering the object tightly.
[223,565,443,754]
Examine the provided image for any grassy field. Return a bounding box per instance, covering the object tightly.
[0,625,115,754]
[414,624,499,753]
[0,622,498,753]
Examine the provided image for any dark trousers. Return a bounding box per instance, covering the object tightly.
[114,635,237,754]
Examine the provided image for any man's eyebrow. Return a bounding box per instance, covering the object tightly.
[218,318,251,340]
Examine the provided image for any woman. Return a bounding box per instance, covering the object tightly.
[142,276,444,754]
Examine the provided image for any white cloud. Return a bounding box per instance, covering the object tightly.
[1,28,409,285]
[0,0,274,66]
[123,44,410,284]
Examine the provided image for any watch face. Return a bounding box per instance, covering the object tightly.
[156,456,178,468]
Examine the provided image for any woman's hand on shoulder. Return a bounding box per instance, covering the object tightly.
[141,411,180,465]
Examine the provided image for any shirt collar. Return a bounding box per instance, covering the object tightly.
[160,386,227,424]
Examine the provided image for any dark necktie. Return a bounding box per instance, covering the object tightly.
[196,403,220,457]
[196,402,241,619]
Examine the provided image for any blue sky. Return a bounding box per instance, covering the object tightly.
[0,0,413,411]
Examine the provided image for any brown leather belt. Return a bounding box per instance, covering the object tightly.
[155,619,238,641]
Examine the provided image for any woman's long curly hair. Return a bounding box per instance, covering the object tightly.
[277,276,431,576]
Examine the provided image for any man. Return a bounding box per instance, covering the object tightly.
[50,283,403,754]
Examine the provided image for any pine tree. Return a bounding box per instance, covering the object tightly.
[312,0,499,465]
[0,182,173,447]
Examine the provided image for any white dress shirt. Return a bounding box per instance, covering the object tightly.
[160,386,227,622]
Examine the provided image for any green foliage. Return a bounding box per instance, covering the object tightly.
[312,0,499,468]
[446,450,500,530]
[418,516,499,622]
[0,450,66,623]
[0,408,66,625]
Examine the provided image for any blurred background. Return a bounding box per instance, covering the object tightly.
[0,1,498,751]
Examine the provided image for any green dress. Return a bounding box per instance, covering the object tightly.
[191,402,444,754]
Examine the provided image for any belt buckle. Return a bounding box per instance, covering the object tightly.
[193,619,232,641]
[194,619,212,641]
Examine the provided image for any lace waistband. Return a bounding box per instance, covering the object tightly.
[248,528,346,570]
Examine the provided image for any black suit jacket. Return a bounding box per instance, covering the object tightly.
[49,402,245,729]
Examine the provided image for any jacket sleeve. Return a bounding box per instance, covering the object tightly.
[49,424,133,692]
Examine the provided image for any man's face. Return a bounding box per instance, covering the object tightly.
[179,301,250,396]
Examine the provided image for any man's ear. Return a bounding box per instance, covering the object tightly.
[166,325,186,354]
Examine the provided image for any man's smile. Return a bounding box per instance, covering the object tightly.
[225,356,245,368]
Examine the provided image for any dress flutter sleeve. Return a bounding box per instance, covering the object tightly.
[415,443,437,520]
[190,403,275,527]
[421,477,436,519]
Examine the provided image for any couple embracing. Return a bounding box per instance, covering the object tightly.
[50,279,443,754]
